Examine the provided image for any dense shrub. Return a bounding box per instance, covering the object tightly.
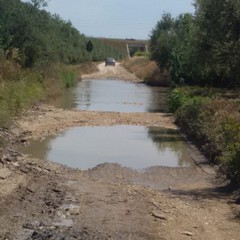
[166,88,189,112]
[170,87,240,182]
[218,117,240,182]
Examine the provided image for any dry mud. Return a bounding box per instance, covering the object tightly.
[0,63,239,240]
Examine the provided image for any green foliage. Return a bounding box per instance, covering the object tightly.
[30,0,48,8]
[150,0,240,88]
[167,86,217,112]
[89,38,123,61]
[0,0,123,67]
[150,13,175,69]
[175,96,210,139]
[86,41,93,53]
[218,117,240,181]
[0,69,44,127]
[195,0,240,87]
[171,87,240,182]
[167,88,189,112]
[59,70,77,88]
[151,1,240,181]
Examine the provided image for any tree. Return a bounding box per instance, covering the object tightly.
[149,13,175,70]
[0,0,122,67]
[149,1,240,88]
[30,0,48,8]
[86,40,93,52]
[150,13,199,85]
[195,0,240,87]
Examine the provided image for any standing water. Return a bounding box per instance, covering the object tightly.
[53,79,169,113]
[20,126,195,170]
[20,79,196,170]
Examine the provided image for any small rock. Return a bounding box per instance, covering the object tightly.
[27,187,35,193]
[19,166,29,173]
[52,188,62,193]
[22,223,34,230]
[0,168,11,179]
[8,149,22,157]
[180,231,194,236]
[69,207,80,216]
[20,139,28,145]
[12,162,20,167]
[151,211,167,220]
[3,154,13,162]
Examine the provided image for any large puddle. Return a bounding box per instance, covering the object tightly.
[53,79,169,113]
[20,126,195,170]
[22,80,195,170]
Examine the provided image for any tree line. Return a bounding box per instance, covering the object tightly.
[150,0,240,88]
[0,0,122,68]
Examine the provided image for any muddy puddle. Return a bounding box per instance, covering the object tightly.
[19,126,195,170]
[52,79,169,113]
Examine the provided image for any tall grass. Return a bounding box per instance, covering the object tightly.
[59,70,77,88]
[0,69,44,127]
[0,58,93,127]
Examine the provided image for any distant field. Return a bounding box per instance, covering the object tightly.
[95,38,149,58]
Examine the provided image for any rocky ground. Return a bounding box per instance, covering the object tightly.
[0,63,239,240]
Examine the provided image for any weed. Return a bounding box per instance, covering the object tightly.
[59,70,77,88]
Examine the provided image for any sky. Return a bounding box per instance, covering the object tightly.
[22,0,195,40]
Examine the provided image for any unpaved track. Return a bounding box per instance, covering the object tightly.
[82,62,139,81]
[0,63,239,239]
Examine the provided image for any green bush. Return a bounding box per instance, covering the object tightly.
[175,96,210,140]
[218,117,240,182]
[59,70,77,88]
[167,88,189,112]
[171,87,240,182]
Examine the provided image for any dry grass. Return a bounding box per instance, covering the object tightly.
[121,57,170,86]
[68,62,99,79]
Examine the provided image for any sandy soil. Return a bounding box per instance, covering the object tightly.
[0,63,239,240]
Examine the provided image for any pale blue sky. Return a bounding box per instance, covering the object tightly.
[22,0,195,40]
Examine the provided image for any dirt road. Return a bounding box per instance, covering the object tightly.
[82,62,139,81]
[0,63,239,239]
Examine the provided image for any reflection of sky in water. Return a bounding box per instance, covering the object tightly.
[20,126,195,170]
[52,79,169,113]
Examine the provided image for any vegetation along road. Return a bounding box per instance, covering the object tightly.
[0,0,240,239]
[0,64,239,240]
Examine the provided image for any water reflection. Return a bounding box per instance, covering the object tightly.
[146,87,169,113]
[19,126,194,170]
[147,127,191,168]
[52,79,169,113]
